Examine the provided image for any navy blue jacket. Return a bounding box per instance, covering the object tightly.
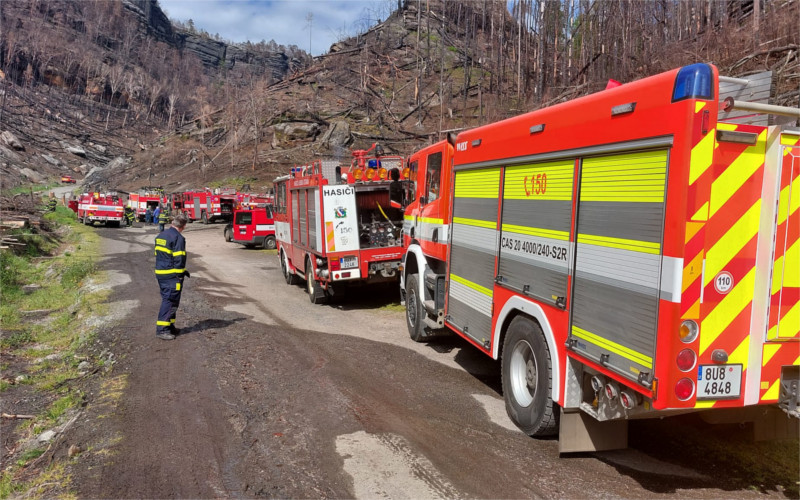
[154,227,186,279]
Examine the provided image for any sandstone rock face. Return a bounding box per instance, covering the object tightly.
[0,145,21,162]
[19,167,45,183]
[320,121,353,149]
[66,146,87,157]
[1,131,25,151]
[272,122,320,148]
[122,0,175,44]
[42,154,61,166]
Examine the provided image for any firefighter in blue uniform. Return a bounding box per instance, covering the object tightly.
[154,214,190,340]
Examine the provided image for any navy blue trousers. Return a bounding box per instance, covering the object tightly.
[157,277,182,334]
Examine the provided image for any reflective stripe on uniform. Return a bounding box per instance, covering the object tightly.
[157,320,171,326]
[155,268,185,275]
[176,282,181,290]
[155,246,173,254]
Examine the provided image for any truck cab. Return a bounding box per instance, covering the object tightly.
[224,206,276,249]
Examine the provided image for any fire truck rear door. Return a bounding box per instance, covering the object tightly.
[568,149,669,387]
[446,167,501,348]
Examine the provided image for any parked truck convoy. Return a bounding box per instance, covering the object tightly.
[399,63,799,452]
[273,145,407,303]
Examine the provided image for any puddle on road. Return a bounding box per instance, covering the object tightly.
[336,431,459,499]
[471,393,519,432]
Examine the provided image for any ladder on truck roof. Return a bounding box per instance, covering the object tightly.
[719,71,800,125]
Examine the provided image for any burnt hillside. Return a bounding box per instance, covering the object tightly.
[1,0,798,196]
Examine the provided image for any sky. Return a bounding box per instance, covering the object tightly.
[158,0,397,56]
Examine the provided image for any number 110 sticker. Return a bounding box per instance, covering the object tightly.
[714,271,734,294]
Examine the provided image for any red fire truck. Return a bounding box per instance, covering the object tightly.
[274,146,407,303]
[77,192,125,227]
[178,189,236,224]
[224,206,276,249]
[400,63,800,452]
[127,188,166,222]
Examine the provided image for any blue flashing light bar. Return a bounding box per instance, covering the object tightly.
[672,63,714,102]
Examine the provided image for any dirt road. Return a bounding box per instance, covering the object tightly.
[62,222,797,499]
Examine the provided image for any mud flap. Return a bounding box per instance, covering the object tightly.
[559,409,628,454]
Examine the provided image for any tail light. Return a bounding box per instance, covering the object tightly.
[679,320,699,343]
[330,259,341,271]
[675,378,695,401]
[676,348,697,372]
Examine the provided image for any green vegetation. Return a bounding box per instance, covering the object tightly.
[0,182,60,198]
[207,176,259,189]
[0,204,104,499]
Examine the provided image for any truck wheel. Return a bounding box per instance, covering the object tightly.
[501,316,559,437]
[224,227,232,242]
[263,236,276,250]
[405,273,427,342]
[281,251,298,285]
[201,212,208,224]
[306,263,327,304]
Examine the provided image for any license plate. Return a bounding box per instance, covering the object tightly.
[341,256,358,269]
[696,364,742,400]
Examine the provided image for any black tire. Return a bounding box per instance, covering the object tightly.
[405,273,427,342]
[224,227,232,242]
[281,251,299,285]
[501,316,559,437]
[201,211,208,224]
[263,236,276,250]
[306,262,327,304]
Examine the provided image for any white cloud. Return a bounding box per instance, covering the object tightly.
[158,0,396,55]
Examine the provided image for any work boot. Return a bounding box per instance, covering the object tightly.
[156,332,176,340]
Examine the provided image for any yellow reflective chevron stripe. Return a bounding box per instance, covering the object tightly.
[572,325,653,369]
[157,321,171,326]
[452,217,495,229]
[155,269,185,275]
[450,273,492,297]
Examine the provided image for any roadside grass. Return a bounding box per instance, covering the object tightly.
[0,204,104,499]
[0,181,60,198]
